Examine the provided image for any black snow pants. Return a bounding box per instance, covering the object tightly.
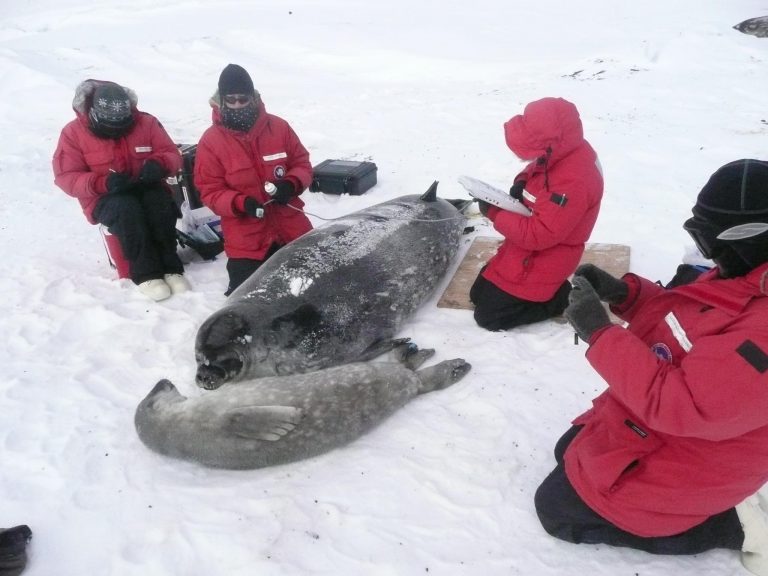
[534,425,745,554]
[93,185,183,285]
[469,269,571,331]
[224,243,283,296]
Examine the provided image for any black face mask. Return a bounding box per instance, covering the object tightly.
[220,102,258,132]
[712,245,753,278]
[88,108,134,139]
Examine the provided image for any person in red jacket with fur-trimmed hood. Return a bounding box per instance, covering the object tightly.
[194,64,313,295]
[52,79,188,301]
[471,97,603,330]
[538,159,768,575]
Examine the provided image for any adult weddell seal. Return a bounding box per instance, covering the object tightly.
[135,346,471,469]
[195,182,467,390]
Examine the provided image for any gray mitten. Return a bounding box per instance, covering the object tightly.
[564,276,613,343]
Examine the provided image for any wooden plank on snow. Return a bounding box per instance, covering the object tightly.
[437,237,631,311]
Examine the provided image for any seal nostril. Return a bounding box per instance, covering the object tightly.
[196,365,227,389]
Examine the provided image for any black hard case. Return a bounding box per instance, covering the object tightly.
[310,160,378,195]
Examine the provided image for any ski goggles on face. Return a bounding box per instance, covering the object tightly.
[683,217,721,259]
[223,94,253,106]
[684,216,768,259]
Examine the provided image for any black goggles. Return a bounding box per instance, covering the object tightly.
[223,94,253,106]
[683,217,721,259]
[684,216,768,259]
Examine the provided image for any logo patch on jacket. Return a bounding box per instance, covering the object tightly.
[737,340,768,374]
[273,165,286,179]
[549,193,567,207]
[651,342,673,363]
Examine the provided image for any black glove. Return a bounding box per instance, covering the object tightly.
[564,276,613,343]
[477,200,492,217]
[271,180,296,205]
[105,171,134,194]
[139,159,166,183]
[573,263,628,305]
[509,180,526,201]
[243,197,264,218]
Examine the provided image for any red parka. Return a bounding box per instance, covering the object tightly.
[52,79,182,224]
[565,263,768,537]
[482,98,603,301]
[194,96,313,260]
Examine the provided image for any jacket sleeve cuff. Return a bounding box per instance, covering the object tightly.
[284,175,302,194]
[588,324,614,345]
[609,273,641,315]
[92,173,108,195]
[234,194,248,213]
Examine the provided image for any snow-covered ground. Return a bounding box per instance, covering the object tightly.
[1,1,766,574]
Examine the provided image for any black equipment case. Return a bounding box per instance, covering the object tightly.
[310,159,378,195]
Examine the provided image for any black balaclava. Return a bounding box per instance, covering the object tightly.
[218,64,259,132]
[88,84,134,139]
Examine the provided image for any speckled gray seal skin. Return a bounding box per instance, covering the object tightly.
[195,184,466,390]
[733,16,768,38]
[135,358,471,470]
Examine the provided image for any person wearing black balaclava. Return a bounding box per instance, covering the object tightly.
[194,64,314,295]
[534,159,768,576]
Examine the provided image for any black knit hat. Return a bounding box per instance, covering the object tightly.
[91,84,133,124]
[693,159,768,232]
[218,64,255,96]
[685,159,768,275]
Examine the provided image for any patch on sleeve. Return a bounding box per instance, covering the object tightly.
[549,193,568,207]
[737,340,768,374]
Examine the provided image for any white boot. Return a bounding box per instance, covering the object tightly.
[137,279,171,301]
[737,492,768,576]
[163,274,191,294]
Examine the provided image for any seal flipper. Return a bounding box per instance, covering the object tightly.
[227,406,304,441]
[419,181,439,202]
[415,359,472,393]
[392,341,436,370]
[356,337,411,362]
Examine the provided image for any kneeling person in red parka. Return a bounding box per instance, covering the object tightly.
[194,64,313,295]
[537,159,768,575]
[52,79,188,302]
[471,97,604,330]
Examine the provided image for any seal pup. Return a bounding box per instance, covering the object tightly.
[195,182,466,389]
[733,16,768,38]
[135,347,471,470]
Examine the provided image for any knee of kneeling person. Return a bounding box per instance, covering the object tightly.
[534,478,561,535]
[473,307,503,331]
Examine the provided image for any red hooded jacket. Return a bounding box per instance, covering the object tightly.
[482,98,603,301]
[52,79,182,224]
[565,263,768,537]
[194,96,313,260]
